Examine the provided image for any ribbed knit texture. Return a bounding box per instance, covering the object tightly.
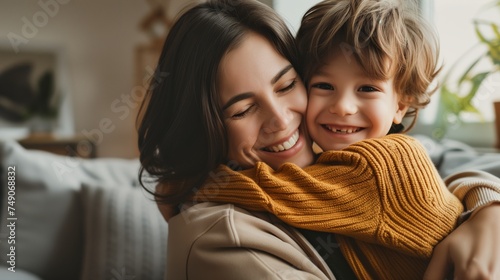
[194,134,464,279]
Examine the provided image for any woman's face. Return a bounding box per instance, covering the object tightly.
[218,32,314,170]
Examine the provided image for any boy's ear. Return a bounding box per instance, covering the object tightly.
[393,101,409,124]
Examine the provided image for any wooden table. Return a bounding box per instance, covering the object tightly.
[18,134,96,158]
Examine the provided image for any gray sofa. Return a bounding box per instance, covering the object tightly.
[410,134,500,178]
[0,140,168,280]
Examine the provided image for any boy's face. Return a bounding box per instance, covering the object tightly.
[306,52,408,151]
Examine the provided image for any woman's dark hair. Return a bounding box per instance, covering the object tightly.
[137,0,299,206]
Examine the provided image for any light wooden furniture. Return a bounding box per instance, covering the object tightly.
[18,134,96,158]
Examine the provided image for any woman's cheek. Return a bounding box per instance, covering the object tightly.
[225,120,259,165]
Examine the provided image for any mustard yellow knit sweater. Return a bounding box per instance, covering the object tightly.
[195,134,464,279]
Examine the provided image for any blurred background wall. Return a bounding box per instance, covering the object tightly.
[0,0,149,158]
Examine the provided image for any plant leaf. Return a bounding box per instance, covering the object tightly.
[474,20,500,64]
[456,51,487,84]
[464,71,490,102]
[440,84,463,115]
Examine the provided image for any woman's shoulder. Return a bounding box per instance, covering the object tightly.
[167,202,299,247]
[167,202,332,279]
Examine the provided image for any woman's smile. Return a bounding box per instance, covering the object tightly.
[262,130,299,152]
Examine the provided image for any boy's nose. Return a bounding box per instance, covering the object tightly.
[329,96,357,116]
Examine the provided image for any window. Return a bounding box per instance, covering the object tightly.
[273,0,322,35]
[420,0,500,124]
[413,0,500,147]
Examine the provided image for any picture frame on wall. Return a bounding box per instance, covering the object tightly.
[0,42,74,139]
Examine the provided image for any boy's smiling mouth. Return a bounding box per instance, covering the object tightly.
[322,125,363,134]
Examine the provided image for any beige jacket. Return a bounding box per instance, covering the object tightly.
[166,202,335,280]
[165,170,500,280]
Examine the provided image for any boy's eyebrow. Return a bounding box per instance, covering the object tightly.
[222,64,294,110]
[310,67,332,78]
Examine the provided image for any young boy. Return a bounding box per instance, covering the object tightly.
[195,0,500,279]
[296,0,438,152]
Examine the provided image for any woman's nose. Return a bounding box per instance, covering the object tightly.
[263,102,291,133]
[329,95,357,116]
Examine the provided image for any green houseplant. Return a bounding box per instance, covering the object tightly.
[435,0,500,140]
[29,70,60,133]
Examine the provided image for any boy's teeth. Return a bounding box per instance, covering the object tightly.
[325,125,360,134]
[264,131,299,152]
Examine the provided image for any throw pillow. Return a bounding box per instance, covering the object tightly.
[80,183,168,280]
[0,140,141,280]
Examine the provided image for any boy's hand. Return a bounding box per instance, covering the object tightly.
[424,203,500,279]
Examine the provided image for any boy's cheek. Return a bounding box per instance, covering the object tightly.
[305,96,321,122]
[305,100,321,143]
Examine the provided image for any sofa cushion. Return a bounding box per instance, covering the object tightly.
[80,183,167,280]
[0,140,141,280]
[0,267,42,280]
[412,134,500,177]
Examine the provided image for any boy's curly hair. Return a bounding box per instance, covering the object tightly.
[296,0,441,131]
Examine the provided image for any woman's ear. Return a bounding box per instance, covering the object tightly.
[393,101,409,124]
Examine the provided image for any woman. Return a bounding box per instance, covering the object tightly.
[138,0,500,279]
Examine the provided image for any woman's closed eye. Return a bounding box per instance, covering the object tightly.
[231,104,257,119]
[277,79,297,94]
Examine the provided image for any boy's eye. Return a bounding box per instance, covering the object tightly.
[311,83,334,90]
[359,86,378,92]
